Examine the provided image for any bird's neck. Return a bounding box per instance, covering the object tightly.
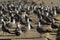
[2,21,5,25]
[11,14,14,17]
[17,23,21,28]
[38,22,42,27]
[13,19,15,24]
[27,18,29,23]
[28,6,30,10]
[54,10,57,16]
[27,18,31,30]
[46,12,49,16]
[1,18,4,22]
[52,19,55,23]
[40,16,43,19]
[9,17,11,22]
[28,22,31,30]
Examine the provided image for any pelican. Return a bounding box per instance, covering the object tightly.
[12,18,16,24]
[44,16,52,23]
[21,12,28,24]
[51,18,59,28]
[44,6,49,16]
[37,21,52,37]
[1,16,10,33]
[36,21,46,37]
[10,3,15,11]
[5,14,21,35]
[27,5,30,11]
[14,23,22,36]
[37,21,46,33]
[0,10,3,14]
[0,3,4,11]
[53,7,57,16]
[27,17,31,30]
[0,15,5,22]
[21,17,31,32]
[5,17,17,34]
[18,5,22,10]
[39,17,49,25]
[0,16,4,28]
[56,6,60,14]
[15,9,19,14]
[50,8,54,17]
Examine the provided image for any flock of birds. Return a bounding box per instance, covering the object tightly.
[0,1,60,36]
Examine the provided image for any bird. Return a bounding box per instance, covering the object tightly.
[1,17,10,33]
[56,6,60,14]
[39,18,49,25]
[14,23,22,36]
[51,18,59,29]
[20,12,29,24]
[5,17,17,34]
[36,21,47,38]
[52,7,57,16]
[45,12,49,17]
[36,21,52,37]
[21,17,31,33]
[44,16,52,23]
[36,21,46,33]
